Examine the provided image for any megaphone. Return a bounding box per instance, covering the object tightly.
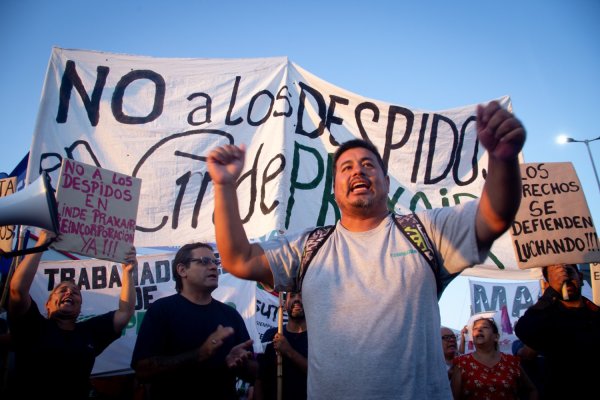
[0,172,59,234]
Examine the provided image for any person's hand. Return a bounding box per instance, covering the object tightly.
[546,264,572,293]
[207,144,246,185]
[225,338,254,369]
[273,333,292,357]
[200,325,235,359]
[121,246,138,274]
[461,326,468,337]
[37,229,57,246]
[477,101,526,161]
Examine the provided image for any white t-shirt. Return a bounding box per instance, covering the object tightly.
[261,201,486,400]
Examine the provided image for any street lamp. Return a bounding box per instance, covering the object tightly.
[557,135,600,194]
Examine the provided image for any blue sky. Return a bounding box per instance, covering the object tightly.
[1,0,599,329]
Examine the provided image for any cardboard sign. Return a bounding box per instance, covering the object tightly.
[0,176,17,253]
[52,159,141,263]
[592,262,600,306]
[510,162,600,269]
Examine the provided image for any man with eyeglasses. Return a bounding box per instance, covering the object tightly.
[440,326,459,375]
[131,242,257,399]
[440,326,469,379]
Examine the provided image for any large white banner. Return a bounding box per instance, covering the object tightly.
[30,252,279,376]
[25,47,540,277]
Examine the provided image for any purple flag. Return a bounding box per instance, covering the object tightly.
[500,305,513,334]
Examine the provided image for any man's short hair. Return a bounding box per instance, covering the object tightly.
[172,242,214,292]
[332,139,387,176]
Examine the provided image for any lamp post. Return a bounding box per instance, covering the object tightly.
[557,135,600,194]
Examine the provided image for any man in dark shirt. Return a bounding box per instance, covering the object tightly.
[255,292,308,400]
[8,230,137,400]
[515,263,600,399]
[131,242,257,399]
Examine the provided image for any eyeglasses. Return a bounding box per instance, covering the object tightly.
[441,334,457,341]
[189,257,221,266]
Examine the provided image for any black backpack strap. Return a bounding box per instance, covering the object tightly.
[296,225,336,292]
[296,214,446,298]
[392,213,443,298]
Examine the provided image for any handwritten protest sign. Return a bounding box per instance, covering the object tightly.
[0,176,17,254]
[510,162,600,269]
[52,159,141,263]
[591,262,600,306]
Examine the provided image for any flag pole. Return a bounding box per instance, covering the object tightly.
[277,291,284,400]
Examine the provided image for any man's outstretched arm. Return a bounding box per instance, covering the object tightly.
[475,101,526,248]
[9,230,55,316]
[207,144,274,287]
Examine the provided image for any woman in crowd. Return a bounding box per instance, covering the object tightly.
[450,318,538,400]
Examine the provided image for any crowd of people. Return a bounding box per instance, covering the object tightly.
[207,100,524,399]
[1,100,599,399]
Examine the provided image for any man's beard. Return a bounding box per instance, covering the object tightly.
[288,305,305,320]
[350,198,373,208]
[289,312,305,321]
[566,286,582,301]
[51,307,80,320]
[347,189,388,210]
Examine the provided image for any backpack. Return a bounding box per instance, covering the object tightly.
[296,213,446,298]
